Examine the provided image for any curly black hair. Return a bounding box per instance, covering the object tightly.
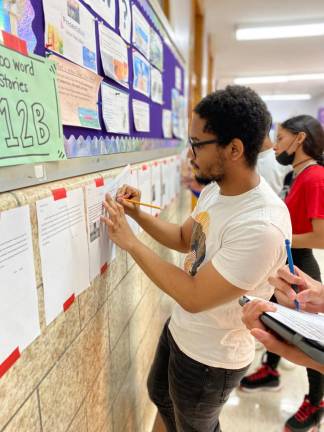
[281,115,324,166]
[194,85,270,167]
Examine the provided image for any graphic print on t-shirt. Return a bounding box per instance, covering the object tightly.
[184,211,209,275]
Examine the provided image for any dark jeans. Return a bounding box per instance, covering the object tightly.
[147,319,250,432]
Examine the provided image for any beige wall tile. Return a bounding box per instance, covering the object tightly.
[108,265,143,350]
[3,392,41,432]
[67,403,88,432]
[85,361,113,432]
[109,325,131,402]
[38,332,87,432]
[0,300,80,430]
[106,248,127,297]
[78,282,98,330]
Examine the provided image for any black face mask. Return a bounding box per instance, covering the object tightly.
[276,151,294,166]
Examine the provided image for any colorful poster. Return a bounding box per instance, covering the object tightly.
[151,66,163,104]
[132,4,150,59]
[98,22,129,88]
[0,45,65,167]
[133,50,150,97]
[133,99,150,132]
[43,0,97,72]
[83,0,115,28]
[53,55,102,129]
[0,0,37,52]
[150,29,163,71]
[118,0,131,43]
[102,83,129,134]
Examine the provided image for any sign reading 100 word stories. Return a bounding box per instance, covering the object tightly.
[0,44,66,167]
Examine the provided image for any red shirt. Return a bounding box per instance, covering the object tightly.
[285,164,324,234]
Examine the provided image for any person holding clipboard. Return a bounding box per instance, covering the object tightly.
[242,265,324,374]
[240,115,324,432]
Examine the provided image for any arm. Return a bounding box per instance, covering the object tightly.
[133,211,193,253]
[101,195,246,312]
[242,300,324,373]
[116,184,193,253]
[292,219,324,249]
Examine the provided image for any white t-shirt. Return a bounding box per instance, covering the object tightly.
[257,148,292,195]
[169,177,292,369]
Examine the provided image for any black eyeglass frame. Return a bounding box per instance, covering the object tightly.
[188,137,219,157]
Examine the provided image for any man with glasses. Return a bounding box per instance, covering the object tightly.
[101,85,292,432]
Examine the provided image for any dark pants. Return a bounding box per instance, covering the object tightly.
[266,248,323,405]
[147,319,249,432]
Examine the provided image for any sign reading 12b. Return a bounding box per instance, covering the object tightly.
[0,45,66,167]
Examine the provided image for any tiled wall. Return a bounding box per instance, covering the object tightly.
[0,161,191,432]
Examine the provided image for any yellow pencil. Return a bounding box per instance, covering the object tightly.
[123,198,162,210]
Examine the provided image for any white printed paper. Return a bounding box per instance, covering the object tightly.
[162,109,172,138]
[102,83,130,134]
[99,23,129,87]
[43,0,98,72]
[151,67,163,105]
[83,0,116,28]
[37,188,90,325]
[0,206,40,367]
[150,29,163,71]
[133,99,150,132]
[161,160,171,208]
[132,4,150,59]
[133,50,150,97]
[138,165,152,214]
[119,0,131,43]
[85,180,110,281]
[151,162,162,216]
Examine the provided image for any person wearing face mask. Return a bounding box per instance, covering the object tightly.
[240,115,324,432]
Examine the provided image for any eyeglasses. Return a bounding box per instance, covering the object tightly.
[188,137,219,157]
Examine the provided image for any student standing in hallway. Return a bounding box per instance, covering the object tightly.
[240,115,324,432]
[101,86,291,432]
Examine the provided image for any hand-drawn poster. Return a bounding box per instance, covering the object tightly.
[151,66,163,104]
[83,0,115,28]
[132,4,150,59]
[118,0,131,43]
[150,29,163,71]
[101,83,130,134]
[133,99,150,132]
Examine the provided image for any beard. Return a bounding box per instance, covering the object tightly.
[190,156,225,186]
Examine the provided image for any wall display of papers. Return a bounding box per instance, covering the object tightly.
[133,50,150,97]
[83,0,116,28]
[43,0,97,72]
[0,0,186,168]
[132,4,150,59]
[99,22,129,87]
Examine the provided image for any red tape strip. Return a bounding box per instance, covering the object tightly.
[0,347,20,378]
[95,178,104,187]
[52,188,67,201]
[63,294,75,312]
[2,31,27,56]
[101,262,108,274]
[142,164,148,171]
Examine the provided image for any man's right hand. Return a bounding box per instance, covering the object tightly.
[269,265,324,313]
[116,184,142,218]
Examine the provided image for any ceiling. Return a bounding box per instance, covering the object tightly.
[204,0,324,98]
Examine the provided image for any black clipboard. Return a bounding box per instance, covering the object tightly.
[239,296,324,364]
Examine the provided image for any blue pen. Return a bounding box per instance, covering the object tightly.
[285,239,300,311]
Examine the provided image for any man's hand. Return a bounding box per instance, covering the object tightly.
[101,193,138,251]
[269,266,324,313]
[116,184,142,218]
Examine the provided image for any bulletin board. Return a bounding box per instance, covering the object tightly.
[0,0,186,191]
